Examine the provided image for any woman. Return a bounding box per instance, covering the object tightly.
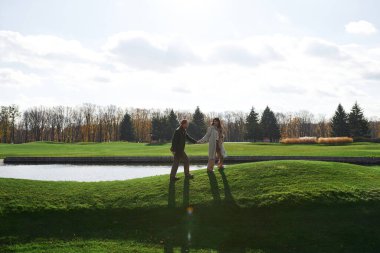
[198,118,226,172]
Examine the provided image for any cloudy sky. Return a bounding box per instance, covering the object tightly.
[1,0,380,117]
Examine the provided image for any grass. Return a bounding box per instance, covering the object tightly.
[1,141,380,158]
[1,160,380,252]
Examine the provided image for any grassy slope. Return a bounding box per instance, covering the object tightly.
[1,141,380,158]
[1,161,380,252]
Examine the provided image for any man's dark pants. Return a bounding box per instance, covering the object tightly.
[170,151,190,178]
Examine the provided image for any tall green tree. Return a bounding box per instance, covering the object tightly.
[260,106,280,142]
[166,109,178,140]
[245,107,261,141]
[330,104,349,137]
[151,114,169,142]
[348,102,369,138]
[119,112,135,141]
[188,106,207,139]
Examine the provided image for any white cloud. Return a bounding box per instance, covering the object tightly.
[303,38,348,60]
[345,20,377,35]
[209,43,282,66]
[0,31,102,66]
[0,68,41,88]
[275,12,291,25]
[103,32,199,71]
[172,86,191,94]
[1,30,380,117]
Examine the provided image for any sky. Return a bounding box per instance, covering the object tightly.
[1,0,380,118]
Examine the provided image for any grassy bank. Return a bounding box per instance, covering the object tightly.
[1,161,380,252]
[1,141,380,158]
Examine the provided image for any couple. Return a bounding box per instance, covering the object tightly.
[170,118,226,181]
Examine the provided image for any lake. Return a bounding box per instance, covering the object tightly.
[0,162,205,182]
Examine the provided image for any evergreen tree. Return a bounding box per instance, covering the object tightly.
[119,112,135,141]
[260,106,280,142]
[330,104,349,137]
[348,102,369,138]
[188,106,207,139]
[151,114,168,142]
[245,107,261,141]
[166,109,178,140]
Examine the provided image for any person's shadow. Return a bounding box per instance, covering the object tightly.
[207,169,235,205]
[219,169,235,204]
[166,178,191,252]
[168,180,176,208]
[167,177,191,208]
[207,171,222,205]
[183,177,190,207]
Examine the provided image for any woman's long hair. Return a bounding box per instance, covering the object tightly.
[212,117,224,134]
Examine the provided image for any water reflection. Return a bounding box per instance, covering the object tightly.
[0,164,204,181]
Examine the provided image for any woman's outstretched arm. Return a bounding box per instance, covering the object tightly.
[198,127,211,143]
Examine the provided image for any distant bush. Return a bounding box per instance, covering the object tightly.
[317,137,353,144]
[280,137,354,145]
[280,137,317,144]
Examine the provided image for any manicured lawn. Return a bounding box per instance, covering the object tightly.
[1,160,380,252]
[1,141,380,158]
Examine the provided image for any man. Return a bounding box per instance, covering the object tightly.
[170,119,197,181]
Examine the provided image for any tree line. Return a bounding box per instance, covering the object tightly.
[0,102,379,144]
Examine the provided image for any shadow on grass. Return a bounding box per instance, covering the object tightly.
[1,203,380,252]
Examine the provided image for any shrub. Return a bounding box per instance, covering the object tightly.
[317,137,353,144]
[280,137,317,144]
[280,137,354,145]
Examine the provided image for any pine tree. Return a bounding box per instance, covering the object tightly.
[151,114,167,142]
[348,102,369,138]
[260,106,280,142]
[188,106,207,139]
[119,112,135,141]
[245,107,261,141]
[330,104,349,137]
[166,109,178,140]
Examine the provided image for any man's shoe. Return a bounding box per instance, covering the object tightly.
[170,176,180,181]
[185,174,194,179]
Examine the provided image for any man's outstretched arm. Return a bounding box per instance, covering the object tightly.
[186,132,197,144]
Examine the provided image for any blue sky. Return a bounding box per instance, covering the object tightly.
[1,0,380,117]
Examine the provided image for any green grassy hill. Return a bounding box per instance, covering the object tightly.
[1,141,380,158]
[1,161,380,252]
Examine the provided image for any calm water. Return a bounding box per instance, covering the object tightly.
[0,163,205,182]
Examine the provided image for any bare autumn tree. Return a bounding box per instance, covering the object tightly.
[0,106,9,143]
[27,107,47,141]
[21,111,30,143]
[315,115,331,138]
[8,105,20,144]
[131,108,152,142]
[369,117,380,139]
